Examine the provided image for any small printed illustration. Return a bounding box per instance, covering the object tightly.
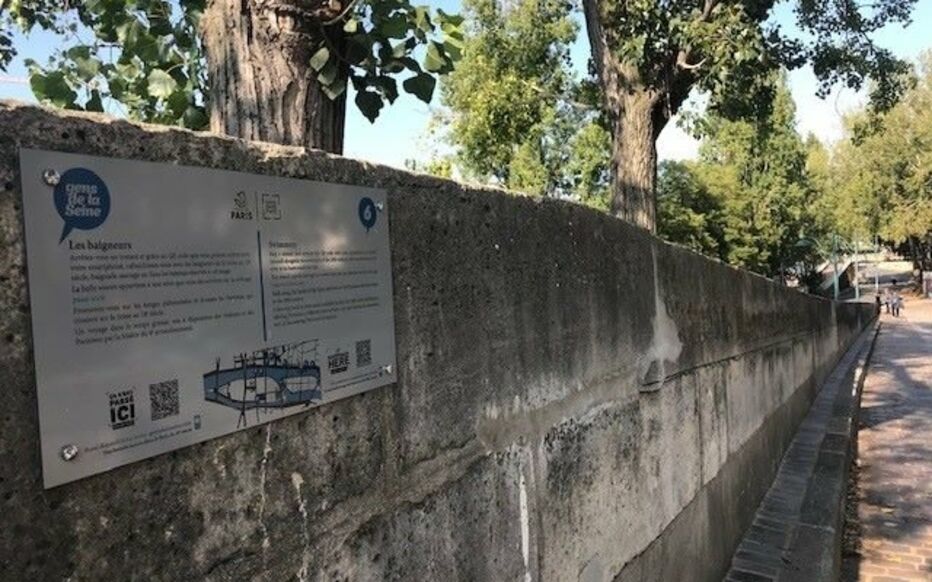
[52,167,111,243]
[203,341,322,428]
[328,350,350,375]
[108,389,135,430]
[358,196,377,232]
[230,190,254,220]
[262,193,281,220]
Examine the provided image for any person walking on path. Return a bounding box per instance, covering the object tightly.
[883,288,892,314]
[891,291,902,317]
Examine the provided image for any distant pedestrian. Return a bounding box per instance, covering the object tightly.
[884,288,892,314]
[876,294,882,314]
[892,291,903,317]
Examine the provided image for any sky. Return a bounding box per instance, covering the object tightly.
[2,1,931,169]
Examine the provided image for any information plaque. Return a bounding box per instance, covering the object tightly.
[20,149,396,487]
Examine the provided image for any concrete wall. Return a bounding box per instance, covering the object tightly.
[0,102,875,581]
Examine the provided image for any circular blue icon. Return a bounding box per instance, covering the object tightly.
[53,168,110,243]
[358,197,377,231]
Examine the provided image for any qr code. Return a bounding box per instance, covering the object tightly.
[149,379,180,421]
[356,339,372,367]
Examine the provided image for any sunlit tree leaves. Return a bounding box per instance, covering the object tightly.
[4,0,463,129]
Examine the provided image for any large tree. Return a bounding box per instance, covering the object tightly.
[438,0,611,207]
[2,0,464,152]
[581,0,917,231]
[697,76,824,278]
[656,159,726,259]
[654,75,826,285]
[831,53,932,278]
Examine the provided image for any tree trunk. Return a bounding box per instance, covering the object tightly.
[581,0,668,232]
[611,93,661,231]
[202,0,346,153]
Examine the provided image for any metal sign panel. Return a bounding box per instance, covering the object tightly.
[19,149,397,488]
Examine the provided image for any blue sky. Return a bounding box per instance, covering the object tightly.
[2,1,930,168]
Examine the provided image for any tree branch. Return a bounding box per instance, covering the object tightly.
[676,53,706,71]
[663,0,717,110]
[322,0,359,26]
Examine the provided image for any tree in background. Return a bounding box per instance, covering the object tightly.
[826,137,884,243]
[1,0,464,152]
[565,121,613,210]
[831,53,932,278]
[437,0,611,207]
[656,160,726,259]
[656,57,932,289]
[803,134,841,235]
[699,76,824,279]
[655,75,825,284]
[580,0,918,232]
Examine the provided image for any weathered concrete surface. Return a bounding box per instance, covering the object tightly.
[723,319,878,582]
[0,101,876,581]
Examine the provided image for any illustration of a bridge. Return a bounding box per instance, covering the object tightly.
[203,341,322,427]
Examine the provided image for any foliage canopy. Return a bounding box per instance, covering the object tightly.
[438,0,611,207]
[657,75,826,283]
[1,0,464,129]
[579,0,918,230]
[828,53,932,269]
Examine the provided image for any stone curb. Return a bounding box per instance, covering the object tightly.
[724,319,880,582]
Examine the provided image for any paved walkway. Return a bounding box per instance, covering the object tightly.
[853,298,932,581]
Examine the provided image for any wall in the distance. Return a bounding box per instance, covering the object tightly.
[0,102,875,582]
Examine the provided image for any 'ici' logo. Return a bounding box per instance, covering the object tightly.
[108,390,136,430]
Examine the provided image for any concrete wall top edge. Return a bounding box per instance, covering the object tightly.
[0,99,840,302]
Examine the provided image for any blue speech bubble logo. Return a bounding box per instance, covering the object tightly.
[358,197,377,232]
[53,168,110,243]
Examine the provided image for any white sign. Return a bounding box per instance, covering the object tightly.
[20,149,396,488]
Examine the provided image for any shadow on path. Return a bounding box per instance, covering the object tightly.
[843,298,932,581]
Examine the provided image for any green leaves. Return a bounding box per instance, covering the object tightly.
[595,0,915,127]
[147,69,177,98]
[317,60,339,86]
[310,47,330,72]
[657,161,727,260]
[183,105,208,129]
[673,75,824,279]
[308,1,463,117]
[441,0,590,197]
[402,73,436,102]
[13,0,461,130]
[321,78,346,101]
[355,90,383,123]
[414,6,432,33]
[166,90,189,117]
[14,0,209,129]
[28,68,78,109]
[67,46,101,80]
[829,57,932,255]
[424,42,446,73]
[85,90,104,112]
[380,15,408,39]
